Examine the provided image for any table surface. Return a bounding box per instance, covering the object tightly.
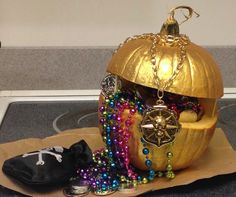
[0,99,235,197]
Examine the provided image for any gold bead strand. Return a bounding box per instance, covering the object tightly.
[165,142,175,179]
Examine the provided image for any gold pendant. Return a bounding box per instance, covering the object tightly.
[140,101,180,147]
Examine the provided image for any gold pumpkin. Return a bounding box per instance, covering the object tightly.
[99,7,223,171]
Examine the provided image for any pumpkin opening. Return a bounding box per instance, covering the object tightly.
[120,78,213,120]
[121,78,218,129]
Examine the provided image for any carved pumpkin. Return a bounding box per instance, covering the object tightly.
[99,7,223,171]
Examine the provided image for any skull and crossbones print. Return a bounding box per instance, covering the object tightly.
[22,146,64,166]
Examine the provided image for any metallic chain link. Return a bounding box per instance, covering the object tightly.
[150,34,189,92]
[113,33,155,54]
[113,33,189,93]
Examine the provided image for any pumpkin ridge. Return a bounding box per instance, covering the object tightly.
[174,129,188,166]
[121,45,143,77]
[177,130,192,167]
[197,45,223,97]
[134,47,150,83]
[205,50,220,98]
[194,46,221,98]
[188,129,205,165]
[169,48,175,85]
[200,47,215,95]
[154,47,165,88]
[191,129,208,163]
[185,53,194,96]
[193,50,210,97]
[196,50,212,98]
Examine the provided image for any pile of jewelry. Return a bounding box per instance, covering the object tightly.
[73,88,203,196]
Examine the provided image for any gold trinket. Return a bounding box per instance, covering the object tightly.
[141,101,180,147]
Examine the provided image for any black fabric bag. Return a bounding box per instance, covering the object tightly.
[2,140,92,188]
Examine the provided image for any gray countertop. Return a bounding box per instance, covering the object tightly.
[0,47,236,91]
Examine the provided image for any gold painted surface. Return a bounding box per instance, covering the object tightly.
[107,38,223,99]
[127,109,217,171]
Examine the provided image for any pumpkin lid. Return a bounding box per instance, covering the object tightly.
[107,6,223,99]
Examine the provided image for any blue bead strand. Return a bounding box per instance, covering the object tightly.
[140,140,156,182]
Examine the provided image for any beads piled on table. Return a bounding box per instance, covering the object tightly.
[78,148,119,193]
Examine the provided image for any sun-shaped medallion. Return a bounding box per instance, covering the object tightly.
[140,104,180,147]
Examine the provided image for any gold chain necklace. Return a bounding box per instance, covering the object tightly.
[150,34,189,91]
[139,6,199,147]
[140,34,188,147]
[112,6,198,147]
[113,33,189,147]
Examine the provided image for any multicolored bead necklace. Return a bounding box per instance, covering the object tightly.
[77,88,203,195]
[77,89,176,194]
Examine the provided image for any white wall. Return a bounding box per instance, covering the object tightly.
[0,0,235,47]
